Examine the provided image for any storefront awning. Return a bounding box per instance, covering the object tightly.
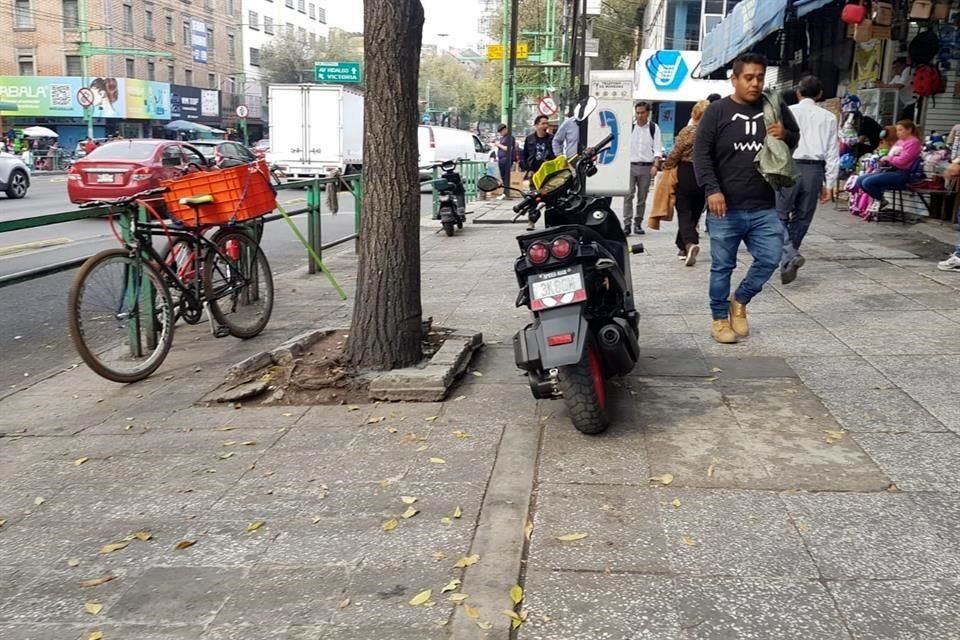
[792,0,838,17]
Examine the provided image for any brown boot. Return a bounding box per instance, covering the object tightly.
[711,319,738,344]
[730,299,749,337]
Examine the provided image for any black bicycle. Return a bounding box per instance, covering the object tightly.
[68,187,274,383]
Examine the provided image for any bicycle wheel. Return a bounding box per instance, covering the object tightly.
[203,230,274,339]
[68,249,175,383]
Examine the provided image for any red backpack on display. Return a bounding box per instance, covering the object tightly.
[842,0,868,24]
[912,64,944,97]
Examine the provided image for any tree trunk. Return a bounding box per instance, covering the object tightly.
[344,0,425,370]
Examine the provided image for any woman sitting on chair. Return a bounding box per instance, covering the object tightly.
[855,120,923,210]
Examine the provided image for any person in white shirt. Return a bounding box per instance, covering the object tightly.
[776,75,839,284]
[880,57,915,121]
[623,101,663,235]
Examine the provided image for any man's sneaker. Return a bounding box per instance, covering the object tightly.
[730,299,749,337]
[937,254,960,272]
[677,250,687,260]
[635,224,646,235]
[684,244,700,267]
[711,319,738,344]
[526,221,535,231]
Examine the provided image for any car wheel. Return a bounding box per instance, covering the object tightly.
[5,170,28,199]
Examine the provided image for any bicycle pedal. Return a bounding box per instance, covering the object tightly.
[213,327,231,339]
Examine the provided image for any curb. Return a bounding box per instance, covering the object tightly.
[368,330,483,402]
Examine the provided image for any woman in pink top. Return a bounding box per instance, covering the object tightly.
[855,119,923,206]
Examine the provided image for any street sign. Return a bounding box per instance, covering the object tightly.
[486,43,529,60]
[537,96,558,117]
[315,62,363,84]
[584,38,600,58]
[77,87,95,108]
[235,105,249,118]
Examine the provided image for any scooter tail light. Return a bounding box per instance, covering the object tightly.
[551,236,574,260]
[527,242,549,264]
[547,333,575,346]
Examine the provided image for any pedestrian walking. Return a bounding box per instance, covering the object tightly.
[664,99,710,266]
[623,101,663,236]
[776,75,839,284]
[494,124,516,200]
[693,52,800,344]
[520,115,556,229]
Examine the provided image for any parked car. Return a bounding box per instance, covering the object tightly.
[252,139,270,160]
[67,139,208,204]
[188,140,257,167]
[0,152,31,199]
[418,125,490,180]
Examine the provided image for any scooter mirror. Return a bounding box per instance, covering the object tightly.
[575,96,599,122]
[477,175,501,192]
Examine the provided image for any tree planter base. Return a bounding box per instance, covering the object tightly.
[206,323,483,406]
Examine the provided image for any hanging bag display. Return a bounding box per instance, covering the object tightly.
[842,0,869,24]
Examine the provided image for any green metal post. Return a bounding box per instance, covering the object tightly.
[138,203,157,351]
[78,0,92,137]
[500,0,511,123]
[306,179,322,274]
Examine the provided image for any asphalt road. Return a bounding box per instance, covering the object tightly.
[0,176,437,391]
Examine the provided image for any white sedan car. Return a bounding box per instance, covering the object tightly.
[0,152,30,199]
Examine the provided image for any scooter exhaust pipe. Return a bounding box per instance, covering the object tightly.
[598,323,634,376]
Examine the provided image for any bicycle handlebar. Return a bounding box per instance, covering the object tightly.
[78,187,169,209]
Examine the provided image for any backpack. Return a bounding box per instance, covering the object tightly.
[909,30,940,65]
[912,64,944,97]
[632,122,657,139]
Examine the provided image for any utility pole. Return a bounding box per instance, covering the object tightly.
[506,0,520,135]
[568,0,580,109]
[499,0,511,124]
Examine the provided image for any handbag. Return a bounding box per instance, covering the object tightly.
[842,0,868,24]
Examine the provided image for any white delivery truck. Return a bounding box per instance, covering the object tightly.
[266,84,363,179]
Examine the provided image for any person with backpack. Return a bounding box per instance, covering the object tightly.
[623,101,663,236]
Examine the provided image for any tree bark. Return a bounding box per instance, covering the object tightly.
[344,0,425,370]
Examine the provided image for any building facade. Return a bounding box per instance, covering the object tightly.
[644,0,742,52]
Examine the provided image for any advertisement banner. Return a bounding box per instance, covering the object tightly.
[586,70,634,197]
[170,85,220,123]
[192,19,209,64]
[635,50,731,103]
[125,79,171,120]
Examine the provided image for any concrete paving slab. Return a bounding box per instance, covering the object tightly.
[212,567,347,626]
[812,310,960,356]
[537,421,650,485]
[720,379,838,432]
[786,355,896,391]
[815,387,948,433]
[829,579,960,640]
[107,566,243,625]
[334,564,458,629]
[854,432,960,491]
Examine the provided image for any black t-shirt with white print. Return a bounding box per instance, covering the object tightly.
[693,96,800,212]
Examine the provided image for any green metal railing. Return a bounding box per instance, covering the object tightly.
[0,174,363,289]
[428,160,486,218]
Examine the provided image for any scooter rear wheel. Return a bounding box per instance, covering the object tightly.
[442,223,455,236]
[557,346,610,434]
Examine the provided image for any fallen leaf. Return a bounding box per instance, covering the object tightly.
[710,367,723,373]
[464,604,481,619]
[650,474,674,486]
[441,579,461,593]
[367,416,386,424]
[510,585,523,605]
[34,496,45,506]
[511,617,524,630]
[99,542,129,554]
[454,395,467,401]
[74,457,90,466]
[386,427,399,433]
[174,539,196,550]
[383,518,399,532]
[79,575,115,588]
[86,632,104,640]
[240,441,257,446]
[557,533,588,542]
[247,520,265,533]
[477,621,493,630]
[440,517,452,525]
[312,516,322,524]
[448,593,469,603]
[401,506,420,519]
[425,416,438,422]
[67,558,81,567]
[347,406,359,412]
[681,536,698,546]
[672,499,682,508]
[217,426,237,431]
[400,496,418,505]
[524,519,534,540]
[282,412,295,416]
[338,598,351,609]
[409,589,433,606]
[132,531,153,542]
[503,609,522,622]
[454,554,481,568]
[218,452,235,460]
[471,371,483,377]
[707,464,715,478]
[430,457,446,464]
[84,602,103,615]
[452,430,471,439]
[453,506,463,519]
[433,619,450,627]
[222,440,237,446]
[433,551,446,561]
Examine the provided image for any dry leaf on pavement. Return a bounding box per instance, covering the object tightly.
[433,551,446,561]
[464,604,480,619]
[441,579,461,593]
[510,585,523,605]
[218,452,235,460]
[367,416,385,424]
[338,598,351,609]
[246,520,265,533]
[67,558,81,567]
[400,496,418,505]
[556,533,588,542]
[86,632,104,640]
[84,602,103,615]
[453,554,481,568]
[672,499,682,508]
[453,506,463,519]
[401,507,419,519]
[452,430,471,439]
[74,457,89,466]
[448,593,469,602]
[34,496,45,506]
[477,621,493,630]
[99,542,129,554]
[409,589,432,606]
[240,441,257,446]
[524,519,534,540]
[312,516,322,524]
[650,474,674,486]
[681,536,698,546]
[132,531,153,542]
[79,575,115,588]
[383,518,399,532]
[430,457,446,464]
[174,540,196,551]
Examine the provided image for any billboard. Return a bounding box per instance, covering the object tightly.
[192,20,208,64]
[125,79,171,120]
[635,50,732,103]
[586,70,634,197]
[170,85,220,123]
[0,76,126,118]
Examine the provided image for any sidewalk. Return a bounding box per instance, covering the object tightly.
[2,200,960,639]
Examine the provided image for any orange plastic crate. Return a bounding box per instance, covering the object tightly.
[161,160,277,228]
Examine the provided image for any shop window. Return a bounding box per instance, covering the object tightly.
[17,50,35,76]
[15,0,34,29]
[65,55,82,76]
[123,3,133,32]
[63,0,79,30]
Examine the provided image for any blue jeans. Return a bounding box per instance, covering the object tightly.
[706,208,784,320]
[776,163,824,268]
[855,171,909,200]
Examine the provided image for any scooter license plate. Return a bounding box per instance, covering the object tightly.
[530,267,586,311]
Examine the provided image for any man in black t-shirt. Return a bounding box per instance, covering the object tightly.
[694,52,800,344]
[520,115,556,230]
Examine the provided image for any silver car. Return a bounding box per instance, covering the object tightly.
[0,152,30,199]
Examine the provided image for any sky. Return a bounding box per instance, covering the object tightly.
[326,0,486,47]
